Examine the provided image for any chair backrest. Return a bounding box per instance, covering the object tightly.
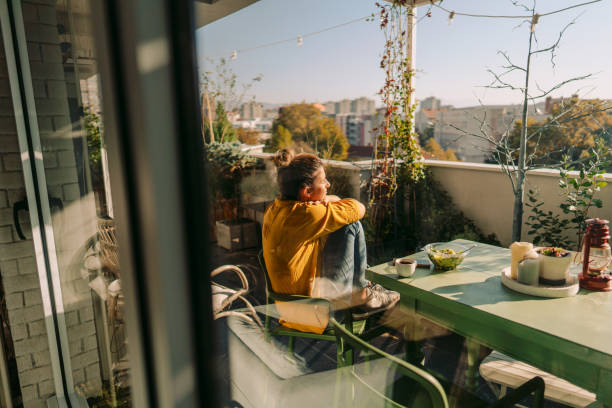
[330,316,449,408]
[257,250,275,298]
[98,217,120,278]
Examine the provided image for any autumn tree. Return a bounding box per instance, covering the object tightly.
[423,138,458,161]
[418,124,435,146]
[266,124,293,151]
[507,97,612,166]
[236,127,261,145]
[266,103,349,160]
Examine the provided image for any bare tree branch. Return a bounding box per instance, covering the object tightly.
[498,50,526,72]
[528,73,593,99]
[531,17,579,69]
[511,0,532,13]
[485,68,525,91]
[441,0,604,242]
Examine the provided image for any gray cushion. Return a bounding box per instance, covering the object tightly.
[225,316,404,408]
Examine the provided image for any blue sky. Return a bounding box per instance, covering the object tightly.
[196,0,611,108]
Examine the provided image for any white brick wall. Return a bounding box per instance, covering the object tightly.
[0,1,104,405]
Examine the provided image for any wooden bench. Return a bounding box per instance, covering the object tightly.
[479,351,597,407]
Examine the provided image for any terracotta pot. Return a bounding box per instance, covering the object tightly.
[538,253,571,285]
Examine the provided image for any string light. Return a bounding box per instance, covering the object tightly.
[432,0,601,20]
[205,14,372,60]
[203,0,601,62]
[530,14,540,33]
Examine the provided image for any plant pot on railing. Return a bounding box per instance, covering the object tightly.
[216,218,258,251]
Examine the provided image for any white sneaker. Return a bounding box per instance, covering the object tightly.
[353,283,400,319]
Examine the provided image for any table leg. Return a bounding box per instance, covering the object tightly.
[404,339,424,365]
[399,298,425,364]
[465,338,483,392]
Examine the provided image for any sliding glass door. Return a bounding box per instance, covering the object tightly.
[0,0,213,406]
[0,0,132,405]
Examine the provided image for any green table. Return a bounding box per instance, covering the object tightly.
[366,239,612,406]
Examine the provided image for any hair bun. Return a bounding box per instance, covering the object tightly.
[274,149,294,167]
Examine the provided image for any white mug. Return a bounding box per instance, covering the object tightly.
[396,258,417,277]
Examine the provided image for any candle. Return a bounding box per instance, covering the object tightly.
[510,242,534,280]
[518,258,540,286]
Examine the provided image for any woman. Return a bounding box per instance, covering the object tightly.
[262,149,399,334]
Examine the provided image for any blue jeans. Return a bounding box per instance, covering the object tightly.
[317,221,369,301]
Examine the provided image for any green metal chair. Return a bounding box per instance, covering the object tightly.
[258,251,389,364]
[331,316,546,408]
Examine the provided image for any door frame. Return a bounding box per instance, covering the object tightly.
[90,0,217,406]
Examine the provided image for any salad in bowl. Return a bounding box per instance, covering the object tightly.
[424,242,474,271]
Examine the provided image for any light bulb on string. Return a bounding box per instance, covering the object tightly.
[448,11,455,25]
[530,13,540,32]
[231,50,237,60]
[297,36,303,46]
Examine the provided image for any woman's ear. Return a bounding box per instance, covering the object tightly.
[298,186,312,201]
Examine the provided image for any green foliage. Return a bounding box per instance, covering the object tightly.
[403,169,500,247]
[372,2,425,187]
[559,138,610,248]
[525,189,571,248]
[87,384,131,407]
[325,166,355,199]
[266,124,293,151]
[265,103,348,160]
[365,168,500,264]
[85,107,102,168]
[201,57,262,143]
[526,138,610,250]
[367,2,425,245]
[84,106,105,208]
[203,102,237,143]
[240,171,278,202]
[204,142,257,202]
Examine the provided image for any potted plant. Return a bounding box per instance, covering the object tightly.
[205,142,258,251]
[537,247,571,285]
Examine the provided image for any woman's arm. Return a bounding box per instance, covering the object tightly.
[323,196,365,219]
[352,200,366,219]
[324,195,341,203]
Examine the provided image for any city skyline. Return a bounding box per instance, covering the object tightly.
[196,0,612,108]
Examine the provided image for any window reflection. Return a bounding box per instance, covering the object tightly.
[0,0,131,405]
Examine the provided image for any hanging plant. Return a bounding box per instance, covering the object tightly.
[368,1,425,239]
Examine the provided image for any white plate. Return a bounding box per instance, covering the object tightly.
[501,267,579,298]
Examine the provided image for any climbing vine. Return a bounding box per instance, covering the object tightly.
[368,1,425,239]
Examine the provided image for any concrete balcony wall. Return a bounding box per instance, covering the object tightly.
[248,152,611,249]
[426,160,612,248]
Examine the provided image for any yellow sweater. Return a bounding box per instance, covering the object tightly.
[262,198,361,333]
